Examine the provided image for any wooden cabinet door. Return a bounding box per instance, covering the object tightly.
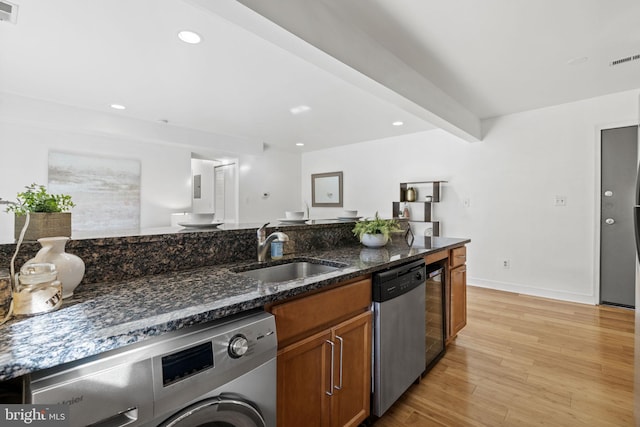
[450,264,467,337]
[330,311,372,427]
[278,330,333,427]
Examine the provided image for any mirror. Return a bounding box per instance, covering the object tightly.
[311,172,343,207]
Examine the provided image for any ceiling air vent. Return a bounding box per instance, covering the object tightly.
[609,53,640,67]
[0,1,18,24]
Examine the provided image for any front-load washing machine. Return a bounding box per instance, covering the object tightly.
[25,309,277,427]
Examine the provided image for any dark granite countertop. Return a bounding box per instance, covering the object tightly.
[0,236,469,381]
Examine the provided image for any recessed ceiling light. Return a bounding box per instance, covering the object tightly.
[296,143,305,147]
[567,56,588,65]
[392,121,404,126]
[178,30,202,44]
[110,104,126,110]
[290,105,311,115]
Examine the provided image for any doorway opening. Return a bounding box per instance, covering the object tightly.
[214,161,238,223]
[190,156,238,224]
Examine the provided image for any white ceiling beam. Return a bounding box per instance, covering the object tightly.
[186,0,481,142]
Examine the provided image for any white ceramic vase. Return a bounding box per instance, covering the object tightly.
[27,236,85,299]
[361,233,388,248]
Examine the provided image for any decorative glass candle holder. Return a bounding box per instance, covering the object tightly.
[13,263,62,317]
[0,269,10,320]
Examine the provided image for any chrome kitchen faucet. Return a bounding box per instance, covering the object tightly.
[257,223,289,262]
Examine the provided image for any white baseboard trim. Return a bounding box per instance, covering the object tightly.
[468,277,597,305]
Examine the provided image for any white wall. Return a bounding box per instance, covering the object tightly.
[238,146,302,223]
[0,120,193,242]
[0,95,301,241]
[302,89,640,304]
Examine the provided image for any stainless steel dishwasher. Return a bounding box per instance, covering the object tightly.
[372,258,426,417]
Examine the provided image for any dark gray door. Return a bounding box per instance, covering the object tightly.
[600,126,637,307]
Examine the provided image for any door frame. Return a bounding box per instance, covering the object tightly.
[594,120,639,305]
[214,160,240,224]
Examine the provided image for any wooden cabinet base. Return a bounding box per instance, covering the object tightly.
[271,277,372,427]
[277,311,371,427]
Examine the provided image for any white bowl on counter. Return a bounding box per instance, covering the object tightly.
[189,213,215,223]
[285,211,305,220]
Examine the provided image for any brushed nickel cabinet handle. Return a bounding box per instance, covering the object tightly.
[335,335,344,390]
[326,340,335,396]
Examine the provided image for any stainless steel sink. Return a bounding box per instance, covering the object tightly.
[234,260,345,283]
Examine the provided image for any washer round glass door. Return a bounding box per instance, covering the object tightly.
[159,396,266,427]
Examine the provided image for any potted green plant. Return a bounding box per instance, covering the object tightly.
[5,183,75,241]
[352,212,401,248]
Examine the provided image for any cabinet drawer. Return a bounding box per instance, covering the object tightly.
[271,277,372,346]
[450,246,467,268]
[424,249,448,266]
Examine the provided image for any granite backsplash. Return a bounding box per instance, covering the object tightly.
[0,222,360,285]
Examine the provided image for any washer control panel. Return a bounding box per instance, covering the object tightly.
[161,341,214,386]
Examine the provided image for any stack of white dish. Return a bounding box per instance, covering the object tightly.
[337,210,362,221]
[178,213,224,228]
[279,211,307,224]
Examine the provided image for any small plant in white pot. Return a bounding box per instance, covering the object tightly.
[352,212,401,248]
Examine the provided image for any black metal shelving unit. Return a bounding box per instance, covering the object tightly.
[392,181,446,236]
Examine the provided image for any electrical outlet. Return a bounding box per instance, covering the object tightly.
[502,259,510,269]
[554,195,567,206]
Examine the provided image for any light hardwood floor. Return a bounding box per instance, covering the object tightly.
[374,286,636,427]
